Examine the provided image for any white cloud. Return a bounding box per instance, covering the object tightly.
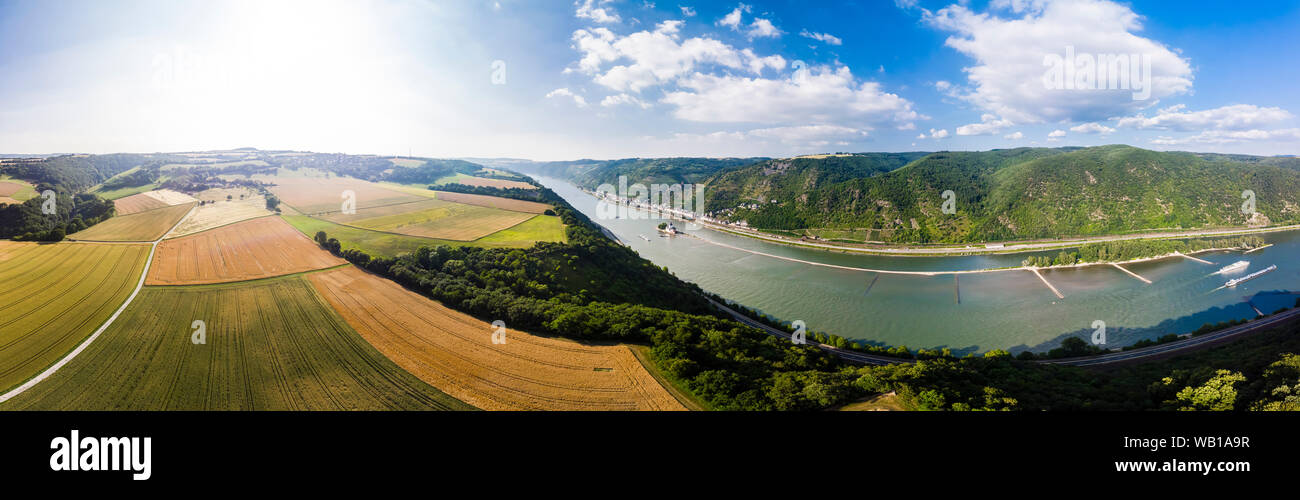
[895,0,919,9]
[546,88,588,107]
[1069,122,1115,134]
[570,22,784,93]
[657,19,684,35]
[746,18,781,39]
[1151,128,1300,145]
[1117,104,1293,131]
[918,128,950,139]
[955,113,1014,135]
[566,10,919,139]
[716,3,778,39]
[1048,129,1067,140]
[600,93,652,109]
[575,0,621,24]
[661,65,919,128]
[1004,131,1024,139]
[800,30,842,45]
[570,27,619,74]
[745,125,868,145]
[924,0,1193,123]
[680,6,696,17]
[717,3,750,30]
[934,80,952,92]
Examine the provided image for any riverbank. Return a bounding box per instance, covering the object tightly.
[679,231,1246,276]
[697,218,1300,257]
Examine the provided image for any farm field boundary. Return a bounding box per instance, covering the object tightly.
[308,266,684,411]
[69,202,196,242]
[147,216,345,285]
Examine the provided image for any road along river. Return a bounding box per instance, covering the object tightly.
[536,176,1300,356]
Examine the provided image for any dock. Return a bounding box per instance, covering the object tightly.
[1244,244,1274,254]
[1176,252,1213,265]
[1110,263,1152,284]
[954,274,961,304]
[1030,268,1065,299]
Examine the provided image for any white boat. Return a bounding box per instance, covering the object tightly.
[638,234,650,241]
[1225,264,1276,287]
[1216,260,1249,275]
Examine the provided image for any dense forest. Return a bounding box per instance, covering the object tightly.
[0,191,116,241]
[1020,235,1265,267]
[707,146,1300,243]
[1,154,150,192]
[97,166,159,191]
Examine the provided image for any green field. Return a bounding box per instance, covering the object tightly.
[282,213,565,257]
[473,214,566,245]
[91,182,164,200]
[87,166,170,200]
[432,172,476,185]
[0,242,150,393]
[324,198,534,241]
[1,275,474,410]
[0,175,38,202]
[69,202,194,241]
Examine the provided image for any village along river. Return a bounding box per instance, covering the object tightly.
[536,176,1300,355]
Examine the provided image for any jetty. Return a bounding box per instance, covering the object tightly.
[1110,263,1152,284]
[1030,268,1065,299]
[1176,251,1213,264]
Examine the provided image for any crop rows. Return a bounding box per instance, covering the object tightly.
[1,275,472,410]
[308,266,683,411]
[0,241,150,393]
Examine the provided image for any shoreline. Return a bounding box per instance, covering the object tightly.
[680,232,1245,276]
[696,218,1298,257]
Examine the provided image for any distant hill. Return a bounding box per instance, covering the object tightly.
[522,157,768,188]
[706,145,1300,243]
[1,154,151,192]
[703,152,931,216]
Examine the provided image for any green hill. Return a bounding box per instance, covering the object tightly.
[527,157,767,188]
[705,145,1300,244]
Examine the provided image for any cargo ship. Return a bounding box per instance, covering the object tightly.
[1225,264,1276,287]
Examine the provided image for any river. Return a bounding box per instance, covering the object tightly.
[536,176,1300,355]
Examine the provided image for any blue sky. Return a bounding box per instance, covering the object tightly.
[0,0,1296,159]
